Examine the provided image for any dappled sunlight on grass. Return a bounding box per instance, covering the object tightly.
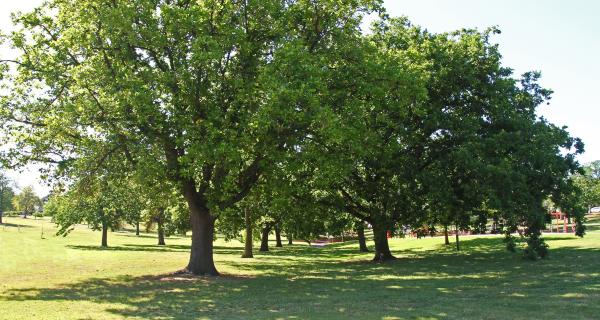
[2,216,600,319]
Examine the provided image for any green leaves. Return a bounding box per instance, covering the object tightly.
[0,1,583,264]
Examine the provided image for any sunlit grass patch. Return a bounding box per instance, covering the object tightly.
[1,216,600,319]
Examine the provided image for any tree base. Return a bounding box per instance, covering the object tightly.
[241,254,253,259]
[184,266,220,277]
[172,268,221,277]
[372,253,397,262]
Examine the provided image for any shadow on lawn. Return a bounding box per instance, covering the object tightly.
[66,244,245,255]
[0,222,36,229]
[4,237,600,320]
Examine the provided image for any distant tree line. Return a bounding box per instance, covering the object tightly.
[0,172,43,223]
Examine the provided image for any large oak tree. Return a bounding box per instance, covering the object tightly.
[0,0,381,275]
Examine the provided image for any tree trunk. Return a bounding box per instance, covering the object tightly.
[287,234,293,245]
[101,222,108,247]
[0,211,3,224]
[182,181,219,276]
[187,209,218,275]
[241,209,253,258]
[275,224,283,247]
[372,223,395,261]
[444,225,450,245]
[260,225,271,252]
[157,210,166,246]
[135,221,140,236]
[455,227,460,251]
[356,224,369,252]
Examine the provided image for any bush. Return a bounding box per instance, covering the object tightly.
[3,211,21,217]
[523,236,548,260]
[504,234,517,252]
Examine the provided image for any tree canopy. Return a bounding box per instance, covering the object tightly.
[0,1,585,274]
[12,186,41,218]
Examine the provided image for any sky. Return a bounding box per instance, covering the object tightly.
[1,0,598,196]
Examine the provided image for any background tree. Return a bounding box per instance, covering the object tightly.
[12,186,41,218]
[0,172,15,224]
[50,175,139,247]
[572,161,600,212]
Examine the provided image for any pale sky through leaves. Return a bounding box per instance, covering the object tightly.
[1,0,598,196]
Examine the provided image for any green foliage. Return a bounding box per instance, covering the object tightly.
[0,172,15,213]
[572,161,600,211]
[504,234,517,253]
[12,186,41,217]
[0,0,384,273]
[0,0,585,267]
[50,176,141,236]
[523,234,549,260]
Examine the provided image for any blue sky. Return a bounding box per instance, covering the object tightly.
[1,0,598,195]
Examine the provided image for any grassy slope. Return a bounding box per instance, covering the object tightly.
[1,216,600,320]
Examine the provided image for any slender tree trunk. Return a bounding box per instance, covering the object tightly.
[444,225,450,245]
[157,209,166,246]
[356,224,369,252]
[101,222,108,247]
[135,221,140,236]
[455,227,460,251]
[241,209,253,258]
[275,224,283,247]
[372,223,395,261]
[0,211,3,224]
[260,225,271,252]
[287,234,293,245]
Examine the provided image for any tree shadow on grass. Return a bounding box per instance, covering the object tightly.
[0,222,36,229]
[65,244,245,255]
[6,236,600,319]
[66,244,191,253]
[115,231,188,240]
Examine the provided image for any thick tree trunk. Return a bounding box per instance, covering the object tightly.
[101,222,108,247]
[372,223,395,261]
[455,227,460,251]
[287,234,293,245]
[135,221,140,236]
[0,211,3,224]
[444,225,450,245]
[260,225,271,252]
[357,224,369,252]
[241,209,253,258]
[157,210,166,246]
[187,209,218,275]
[181,181,219,276]
[275,224,283,247]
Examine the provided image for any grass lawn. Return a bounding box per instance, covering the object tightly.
[1,216,600,320]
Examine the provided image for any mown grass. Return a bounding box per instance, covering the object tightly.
[1,216,600,320]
